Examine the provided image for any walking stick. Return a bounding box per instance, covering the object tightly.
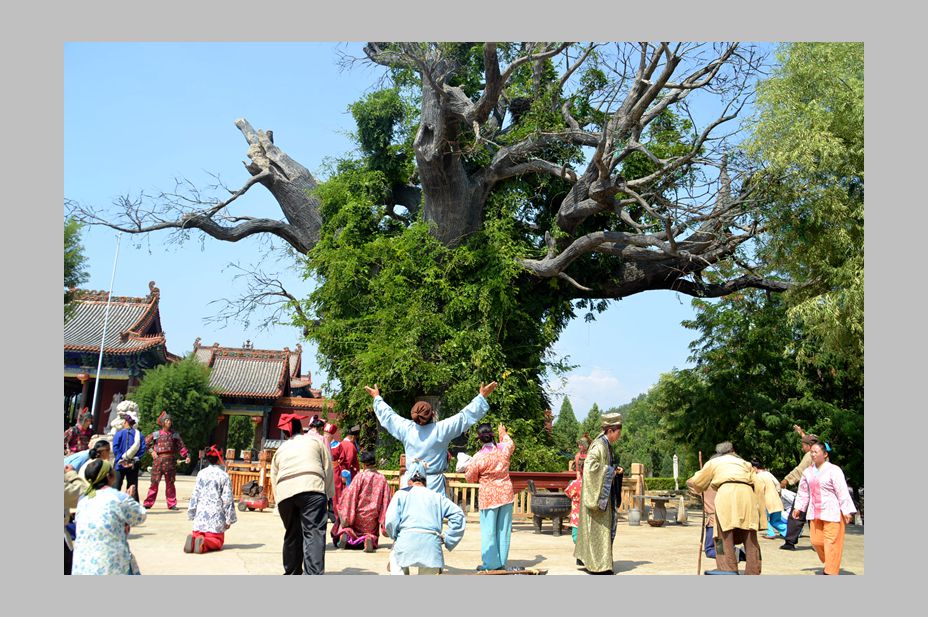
[697,450,705,575]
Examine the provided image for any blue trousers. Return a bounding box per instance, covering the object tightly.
[479,503,513,570]
[766,512,788,538]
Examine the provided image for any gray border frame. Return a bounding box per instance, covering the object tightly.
[16,0,900,608]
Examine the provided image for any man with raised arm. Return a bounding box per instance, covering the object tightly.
[365,381,498,495]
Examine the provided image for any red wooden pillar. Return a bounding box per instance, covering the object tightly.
[251,415,264,452]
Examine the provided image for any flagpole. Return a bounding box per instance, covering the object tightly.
[91,232,121,429]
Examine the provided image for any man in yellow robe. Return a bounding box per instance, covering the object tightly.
[574,412,624,574]
[687,442,765,574]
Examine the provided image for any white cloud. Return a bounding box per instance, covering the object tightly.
[546,367,631,420]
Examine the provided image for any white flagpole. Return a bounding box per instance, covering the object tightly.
[91,232,121,427]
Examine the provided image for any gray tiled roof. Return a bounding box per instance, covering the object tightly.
[64,299,162,353]
[194,347,214,364]
[206,353,288,398]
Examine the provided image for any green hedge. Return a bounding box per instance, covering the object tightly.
[644,477,687,491]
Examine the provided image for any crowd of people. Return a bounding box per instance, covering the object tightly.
[687,427,857,575]
[64,386,859,576]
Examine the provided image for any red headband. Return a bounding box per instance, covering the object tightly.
[205,444,224,467]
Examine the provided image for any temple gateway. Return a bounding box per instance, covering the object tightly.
[192,339,335,452]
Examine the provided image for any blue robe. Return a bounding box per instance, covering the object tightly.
[373,394,489,494]
[384,485,465,569]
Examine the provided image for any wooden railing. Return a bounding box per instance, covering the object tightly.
[227,461,275,506]
[382,470,639,518]
[226,461,644,516]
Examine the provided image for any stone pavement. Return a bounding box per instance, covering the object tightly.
[129,475,864,575]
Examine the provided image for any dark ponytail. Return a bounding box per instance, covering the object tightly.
[88,440,110,460]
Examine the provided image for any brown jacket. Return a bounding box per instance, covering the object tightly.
[783,451,813,486]
[270,434,335,504]
[64,469,87,524]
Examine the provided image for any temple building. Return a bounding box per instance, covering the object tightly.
[64,281,178,433]
[191,339,335,451]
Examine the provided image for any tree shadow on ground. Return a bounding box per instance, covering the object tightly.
[801,566,857,575]
[329,567,381,575]
[141,510,185,517]
[441,564,479,575]
[222,543,265,550]
[844,525,865,536]
[508,554,546,569]
[614,559,651,573]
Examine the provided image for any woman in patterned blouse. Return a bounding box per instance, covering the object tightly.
[72,458,147,575]
[184,445,237,554]
[465,423,516,571]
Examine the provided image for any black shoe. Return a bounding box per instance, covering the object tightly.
[779,543,796,551]
[576,559,584,566]
[168,506,178,510]
[337,535,348,549]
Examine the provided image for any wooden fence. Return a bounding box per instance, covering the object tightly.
[226,461,644,516]
[382,470,639,518]
[227,461,275,506]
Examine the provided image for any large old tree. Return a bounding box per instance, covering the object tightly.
[68,43,796,465]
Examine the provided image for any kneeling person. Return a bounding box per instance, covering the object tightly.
[385,460,465,575]
[185,445,237,554]
[334,450,393,552]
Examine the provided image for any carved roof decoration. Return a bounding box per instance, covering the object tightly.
[193,339,304,400]
[64,281,169,356]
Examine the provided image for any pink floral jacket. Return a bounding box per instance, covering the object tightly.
[465,435,515,510]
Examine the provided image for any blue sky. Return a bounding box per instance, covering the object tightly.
[64,42,740,420]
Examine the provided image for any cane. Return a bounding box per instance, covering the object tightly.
[696,450,705,575]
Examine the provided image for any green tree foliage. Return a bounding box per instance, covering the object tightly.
[133,356,224,473]
[611,395,690,478]
[650,291,863,487]
[226,415,256,453]
[579,402,602,443]
[747,43,864,382]
[64,218,89,320]
[302,162,575,470]
[551,397,580,456]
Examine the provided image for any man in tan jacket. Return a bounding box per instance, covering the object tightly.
[779,425,819,550]
[271,414,335,575]
[687,442,765,574]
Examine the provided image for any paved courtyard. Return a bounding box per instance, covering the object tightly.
[128,475,864,575]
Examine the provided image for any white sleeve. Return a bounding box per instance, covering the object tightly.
[122,429,141,461]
